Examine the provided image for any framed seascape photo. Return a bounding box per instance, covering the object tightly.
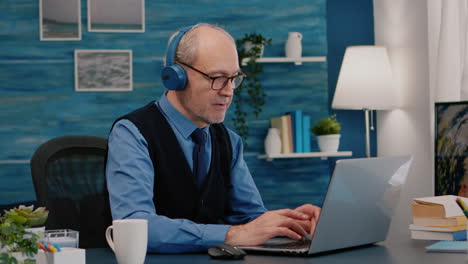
[434,101,468,197]
[39,0,81,40]
[75,50,133,92]
[88,0,145,32]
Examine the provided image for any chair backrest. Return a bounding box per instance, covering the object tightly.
[31,135,112,248]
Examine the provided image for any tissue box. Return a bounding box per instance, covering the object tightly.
[36,248,86,264]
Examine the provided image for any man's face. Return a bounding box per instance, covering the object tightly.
[176,28,240,128]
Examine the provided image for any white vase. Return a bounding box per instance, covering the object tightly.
[317,134,340,152]
[265,128,281,156]
[285,32,303,59]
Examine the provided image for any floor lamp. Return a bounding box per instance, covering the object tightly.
[331,46,397,157]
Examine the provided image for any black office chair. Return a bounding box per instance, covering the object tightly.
[30,135,112,248]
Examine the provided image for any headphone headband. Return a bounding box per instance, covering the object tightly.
[165,25,195,66]
[161,25,196,91]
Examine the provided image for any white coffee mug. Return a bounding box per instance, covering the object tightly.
[105,219,148,264]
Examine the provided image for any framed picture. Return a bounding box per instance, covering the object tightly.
[434,101,468,196]
[39,0,81,41]
[87,0,145,32]
[74,50,133,92]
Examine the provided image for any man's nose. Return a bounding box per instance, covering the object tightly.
[219,80,235,96]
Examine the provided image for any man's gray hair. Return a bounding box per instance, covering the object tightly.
[166,23,235,66]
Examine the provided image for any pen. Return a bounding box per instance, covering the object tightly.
[456,198,468,217]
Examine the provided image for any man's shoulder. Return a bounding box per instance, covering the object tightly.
[121,101,157,120]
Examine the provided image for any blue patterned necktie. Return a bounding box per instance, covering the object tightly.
[191,128,208,188]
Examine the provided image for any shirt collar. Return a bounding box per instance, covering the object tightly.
[156,92,210,139]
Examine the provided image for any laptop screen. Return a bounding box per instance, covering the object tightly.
[308,156,412,254]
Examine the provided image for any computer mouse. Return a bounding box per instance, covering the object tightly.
[208,244,246,260]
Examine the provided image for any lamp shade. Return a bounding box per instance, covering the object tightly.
[332,46,397,110]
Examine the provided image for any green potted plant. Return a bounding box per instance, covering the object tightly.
[311,114,341,152]
[0,205,49,264]
[233,33,272,145]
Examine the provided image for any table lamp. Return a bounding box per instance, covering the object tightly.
[331,46,397,157]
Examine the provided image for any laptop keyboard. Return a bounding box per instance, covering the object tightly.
[262,239,311,250]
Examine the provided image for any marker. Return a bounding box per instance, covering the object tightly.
[47,244,58,253]
[52,243,62,252]
[37,242,48,252]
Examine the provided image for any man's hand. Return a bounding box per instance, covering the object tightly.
[294,204,321,236]
[224,209,310,246]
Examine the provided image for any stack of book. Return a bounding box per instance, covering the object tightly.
[270,110,311,154]
[410,195,468,241]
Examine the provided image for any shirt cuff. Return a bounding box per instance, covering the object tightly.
[201,224,231,247]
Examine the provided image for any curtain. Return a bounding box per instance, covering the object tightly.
[429,0,468,101]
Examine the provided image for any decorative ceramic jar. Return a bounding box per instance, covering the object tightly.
[264,128,281,156]
[285,32,303,59]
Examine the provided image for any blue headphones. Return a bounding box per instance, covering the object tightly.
[161,25,195,90]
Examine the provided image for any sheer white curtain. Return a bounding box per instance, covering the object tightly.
[428,0,468,101]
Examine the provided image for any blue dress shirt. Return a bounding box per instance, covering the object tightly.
[106,93,267,253]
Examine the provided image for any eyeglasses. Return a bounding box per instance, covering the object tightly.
[179,62,246,90]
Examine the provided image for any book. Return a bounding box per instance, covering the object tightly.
[425,240,468,253]
[413,215,467,227]
[302,115,311,153]
[410,230,466,241]
[288,110,303,153]
[413,195,468,218]
[270,115,292,154]
[412,202,445,218]
[409,224,466,232]
[284,114,293,154]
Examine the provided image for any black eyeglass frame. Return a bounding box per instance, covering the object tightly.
[178,62,246,90]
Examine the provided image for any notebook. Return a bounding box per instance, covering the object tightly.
[239,156,413,255]
[426,241,468,253]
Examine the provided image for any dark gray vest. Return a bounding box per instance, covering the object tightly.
[113,102,233,223]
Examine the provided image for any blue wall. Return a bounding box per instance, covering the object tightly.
[0,0,375,210]
[327,0,376,161]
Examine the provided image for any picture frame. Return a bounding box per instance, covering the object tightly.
[434,101,468,197]
[39,0,81,41]
[87,0,145,33]
[74,50,133,92]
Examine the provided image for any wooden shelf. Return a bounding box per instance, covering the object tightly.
[241,56,326,66]
[258,151,352,161]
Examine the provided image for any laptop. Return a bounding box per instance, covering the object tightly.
[239,156,413,255]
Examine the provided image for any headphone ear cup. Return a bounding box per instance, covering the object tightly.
[161,64,188,90]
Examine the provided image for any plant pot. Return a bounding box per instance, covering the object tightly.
[243,41,264,57]
[25,226,45,239]
[0,248,34,263]
[316,134,340,152]
[10,251,30,263]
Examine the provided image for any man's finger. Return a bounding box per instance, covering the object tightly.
[275,208,309,220]
[273,227,303,240]
[295,204,321,219]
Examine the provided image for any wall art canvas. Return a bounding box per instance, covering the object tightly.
[75,50,133,92]
[39,0,81,40]
[435,101,468,197]
[88,0,145,32]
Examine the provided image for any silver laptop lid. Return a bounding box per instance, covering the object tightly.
[309,156,412,254]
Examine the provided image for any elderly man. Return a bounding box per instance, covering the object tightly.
[106,23,320,253]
